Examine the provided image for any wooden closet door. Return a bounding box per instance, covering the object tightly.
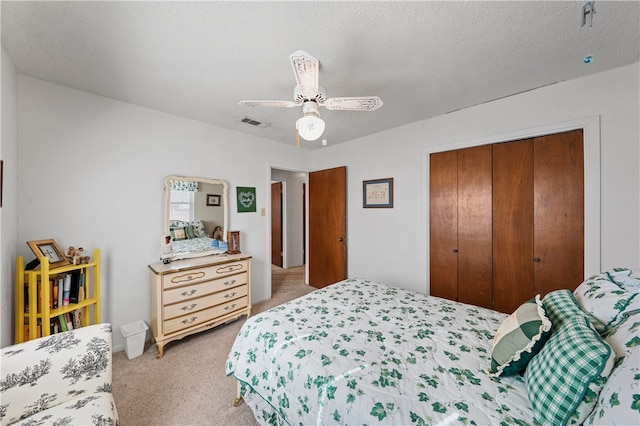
[493,140,534,313]
[534,130,584,295]
[457,145,493,309]
[429,151,458,301]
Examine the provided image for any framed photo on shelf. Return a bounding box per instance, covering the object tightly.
[363,177,394,208]
[27,239,70,268]
[206,193,221,206]
[228,231,241,254]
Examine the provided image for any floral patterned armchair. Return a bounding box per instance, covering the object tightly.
[0,323,119,425]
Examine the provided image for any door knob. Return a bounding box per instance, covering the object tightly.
[337,237,344,242]
[534,257,541,262]
[453,249,458,253]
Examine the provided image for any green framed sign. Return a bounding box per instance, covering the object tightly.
[236,186,257,213]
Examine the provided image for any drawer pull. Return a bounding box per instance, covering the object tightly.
[224,304,237,311]
[181,316,197,325]
[224,279,237,286]
[171,271,206,284]
[181,289,197,297]
[181,303,197,311]
[216,264,244,275]
[224,292,237,299]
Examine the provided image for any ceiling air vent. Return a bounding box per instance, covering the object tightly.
[240,117,270,129]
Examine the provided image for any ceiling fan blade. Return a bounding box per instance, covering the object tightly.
[238,100,298,108]
[323,96,383,111]
[289,50,319,99]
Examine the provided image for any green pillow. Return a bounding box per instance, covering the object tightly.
[489,295,551,376]
[185,225,196,239]
[525,315,616,425]
[543,289,606,334]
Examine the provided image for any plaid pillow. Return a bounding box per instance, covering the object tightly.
[489,295,552,376]
[525,315,616,425]
[543,289,606,334]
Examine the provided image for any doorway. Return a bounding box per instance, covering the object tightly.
[270,168,307,296]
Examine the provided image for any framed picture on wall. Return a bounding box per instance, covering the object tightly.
[206,194,221,206]
[363,177,394,208]
[27,239,70,269]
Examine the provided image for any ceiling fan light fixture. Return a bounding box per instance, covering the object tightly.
[296,101,325,141]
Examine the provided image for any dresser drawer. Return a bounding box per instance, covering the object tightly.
[162,260,249,290]
[164,284,248,320]
[164,296,248,334]
[163,271,247,305]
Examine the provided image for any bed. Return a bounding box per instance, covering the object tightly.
[169,219,225,258]
[226,269,639,426]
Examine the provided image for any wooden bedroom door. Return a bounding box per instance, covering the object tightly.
[308,166,347,288]
[271,182,283,267]
[430,145,493,309]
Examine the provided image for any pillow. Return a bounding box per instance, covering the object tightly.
[585,347,640,425]
[185,225,196,239]
[574,268,640,329]
[191,220,207,238]
[170,227,187,241]
[169,220,189,229]
[525,315,616,426]
[489,295,551,376]
[543,289,606,335]
[603,307,640,356]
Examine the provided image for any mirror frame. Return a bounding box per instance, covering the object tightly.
[164,175,229,246]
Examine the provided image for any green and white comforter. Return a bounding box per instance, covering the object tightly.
[226,278,535,425]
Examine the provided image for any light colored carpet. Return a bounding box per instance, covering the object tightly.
[112,265,312,425]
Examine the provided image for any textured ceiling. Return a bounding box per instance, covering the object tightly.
[2,1,639,150]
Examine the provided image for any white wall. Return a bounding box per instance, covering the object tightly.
[1,49,20,347]
[271,168,306,268]
[4,62,638,352]
[15,76,312,350]
[313,63,640,295]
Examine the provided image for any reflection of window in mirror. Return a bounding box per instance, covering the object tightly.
[169,190,195,222]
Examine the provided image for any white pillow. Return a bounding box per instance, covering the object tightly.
[585,347,640,425]
[574,268,639,329]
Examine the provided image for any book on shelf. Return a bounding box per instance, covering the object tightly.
[69,270,83,304]
[24,322,42,341]
[64,312,74,330]
[73,308,83,329]
[62,274,71,306]
[57,276,64,307]
[51,278,59,309]
[58,314,68,332]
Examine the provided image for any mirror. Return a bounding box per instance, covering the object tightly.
[164,175,229,260]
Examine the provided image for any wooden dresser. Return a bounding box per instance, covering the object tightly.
[148,253,252,358]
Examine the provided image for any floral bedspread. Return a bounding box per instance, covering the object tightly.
[226,278,534,425]
[172,236,214,255]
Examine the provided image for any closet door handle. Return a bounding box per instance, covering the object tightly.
[453,249,458,253]
[533,257,541,262]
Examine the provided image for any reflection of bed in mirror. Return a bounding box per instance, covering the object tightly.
[164,176,229,260]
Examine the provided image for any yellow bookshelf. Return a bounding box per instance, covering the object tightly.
[15,248,101,343]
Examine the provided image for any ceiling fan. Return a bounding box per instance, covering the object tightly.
[238,50,383,142]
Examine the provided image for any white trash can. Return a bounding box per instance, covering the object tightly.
[120,320,149,360]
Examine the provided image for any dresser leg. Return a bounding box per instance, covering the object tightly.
[156,342,164,359]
